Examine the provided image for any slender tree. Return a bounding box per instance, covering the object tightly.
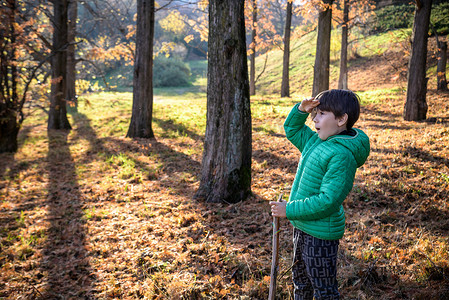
[126,0,155,138]
[66,0,78,110]
[249,0,257,96]
[404,0,432,121]
[312,0,333,97]
[436,40,448,91]
[338,0,349,90]
[280,0,293,97]
[195,0,252,204]
[48,0,71,130]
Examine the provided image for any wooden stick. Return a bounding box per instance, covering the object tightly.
[268,192,283,300]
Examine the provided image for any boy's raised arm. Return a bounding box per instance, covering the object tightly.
[283,98,319,152]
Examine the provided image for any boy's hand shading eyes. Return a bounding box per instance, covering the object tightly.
[298,97,320,113]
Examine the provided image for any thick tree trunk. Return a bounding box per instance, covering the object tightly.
[249,0,257,96]
[404,0,432,121]
[437,41,448,91]
[48,0,71,130]
[66,0,77,110]
[281,0,292,98]
[195,0,252,204]
[312,0,333,97]
[126,0,154,138]
[338,0,349,90]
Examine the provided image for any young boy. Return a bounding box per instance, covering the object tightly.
[270,89,370,299]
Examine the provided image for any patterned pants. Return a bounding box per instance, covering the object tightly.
[292,228,340,300]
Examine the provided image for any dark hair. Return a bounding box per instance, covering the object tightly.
[313,89,360,129]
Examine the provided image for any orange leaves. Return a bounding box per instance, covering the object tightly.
[184,34,194,44]
[198,0,208,11]
[368,236,383,245]
[159,11,186,36]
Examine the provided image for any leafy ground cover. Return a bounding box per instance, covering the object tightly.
[1,38,449,299]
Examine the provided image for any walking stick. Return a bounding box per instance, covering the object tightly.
[268,192,283,300]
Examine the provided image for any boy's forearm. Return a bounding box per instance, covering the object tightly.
[284,103,313,151]
[284,103,308,131]
[297,103,306,112]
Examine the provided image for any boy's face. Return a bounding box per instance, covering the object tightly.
[312,108,347,140]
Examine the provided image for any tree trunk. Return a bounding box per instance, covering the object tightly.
[249,0,257,96]
[312,0,333,97]
[404,0,432,121]
[0,0,20,153]
[195,0,252,204]
[126,0,154,138]
[0,103,19,153]
[281,0,292,98]
[48,0,71,130]
[437,41,448,91]
[66,0,78,110]
[338,0,349,90]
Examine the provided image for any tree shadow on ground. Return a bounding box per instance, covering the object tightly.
[39,130,96,298]
[71,111,201,196]
[0,124,34,181]
[356,146,449,233]
[152,117,204,142]
[253,126,285,138]
[0,125,42,229]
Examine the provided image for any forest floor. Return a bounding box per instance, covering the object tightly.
[1,50,449,299]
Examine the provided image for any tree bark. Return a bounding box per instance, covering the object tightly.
[48,0,71,130]
[404,0,432,121]
[0,0,20,152]
[437,41,448,91]
[338,0,349,90]
[249,0,257,96]
[126,0,154,138]
[66,0,78,110]
[281,0,292,98]
[0,102,19,153]
[312,0,333,97]
[195,0,252,204]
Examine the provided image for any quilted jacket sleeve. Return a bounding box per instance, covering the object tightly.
[285,152,357,221]
[284,103,315,153]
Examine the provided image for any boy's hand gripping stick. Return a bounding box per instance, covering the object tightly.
[268,193,283,300]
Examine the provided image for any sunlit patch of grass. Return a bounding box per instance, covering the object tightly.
[106,153,143,182]
[153,99,207,139]
[357,29,412,58]
[76,92,132,138]
[357,87,404,104]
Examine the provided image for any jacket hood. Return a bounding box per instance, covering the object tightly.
[328,128,370,167]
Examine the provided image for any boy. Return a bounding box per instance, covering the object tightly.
[270,89,370,299]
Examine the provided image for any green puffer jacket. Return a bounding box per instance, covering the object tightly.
[284,103,370,240]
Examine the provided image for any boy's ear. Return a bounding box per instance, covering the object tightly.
[337,113,348,127]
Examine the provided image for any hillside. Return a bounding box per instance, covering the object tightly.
[254,28,446,97]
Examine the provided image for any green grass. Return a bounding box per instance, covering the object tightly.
[254,29,413,96]
[356,29,411,58]
[358,87,404,105]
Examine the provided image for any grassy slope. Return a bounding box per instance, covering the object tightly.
[254,28,414,96]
